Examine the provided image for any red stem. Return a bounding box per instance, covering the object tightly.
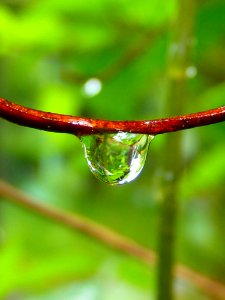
[0,98,225,136]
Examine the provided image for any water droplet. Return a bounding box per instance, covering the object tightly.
[82,78,102,97]
[80,132,154,185]
[185,65,197,78]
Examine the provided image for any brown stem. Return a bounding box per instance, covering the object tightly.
[0,179,225,300]
[0,98,225,136]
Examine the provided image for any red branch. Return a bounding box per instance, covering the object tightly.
[0,98,225,136]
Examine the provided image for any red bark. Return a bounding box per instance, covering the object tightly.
[0,98,225,136]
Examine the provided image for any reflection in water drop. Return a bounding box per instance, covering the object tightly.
[80,132,154,185]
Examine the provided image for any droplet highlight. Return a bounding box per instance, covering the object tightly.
[80,132,154,185]
[82,78,102,97]
[185,65,197,78]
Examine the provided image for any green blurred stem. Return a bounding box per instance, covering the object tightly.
[157,1,196,300]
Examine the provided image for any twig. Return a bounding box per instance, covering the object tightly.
[0,179,156,264]
[0,98,225,136]
[0,179,225,300]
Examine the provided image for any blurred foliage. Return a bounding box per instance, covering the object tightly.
[0,0,225,299]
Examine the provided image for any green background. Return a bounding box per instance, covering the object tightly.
[0,0,225,299]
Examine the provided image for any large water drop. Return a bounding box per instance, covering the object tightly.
[80,132,154,185]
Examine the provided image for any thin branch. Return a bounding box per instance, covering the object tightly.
[0,179,225,300]
[0,179,156,264]
[0,98,225,136]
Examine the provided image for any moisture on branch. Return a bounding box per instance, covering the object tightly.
[0,98,225,136]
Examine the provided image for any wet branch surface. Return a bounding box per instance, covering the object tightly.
[0,98,225,136]
[0,179,225,300]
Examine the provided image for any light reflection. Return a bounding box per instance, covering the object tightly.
[185,66,197,78]
[83,78,102,97]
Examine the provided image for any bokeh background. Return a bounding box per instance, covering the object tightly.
[0,0,225,299]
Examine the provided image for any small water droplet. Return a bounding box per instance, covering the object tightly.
[185,65,197,78]
[80,132,154,185]
[82,78,102,97]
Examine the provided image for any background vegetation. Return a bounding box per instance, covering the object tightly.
[0,0,225,299]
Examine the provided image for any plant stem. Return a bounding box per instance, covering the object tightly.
[0,98,224,136]
[157,1,196,300]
